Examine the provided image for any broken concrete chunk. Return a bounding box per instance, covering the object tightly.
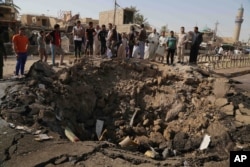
[238,103,245,109]
[220,104,234,116]
[214,98,228,107]
[235,115,250,124]
[144,150,159,159]
[34,134,53,141]
[239,108,250,115]
[119,136,138,148]
[15,125,33,133]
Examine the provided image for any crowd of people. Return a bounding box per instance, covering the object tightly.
[70,22,203,66]
[0,21,204,79]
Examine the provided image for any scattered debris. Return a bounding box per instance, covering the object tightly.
[15,126,33,133]
[129,109,139,126]
[119,136,138,148]
[64,127,80,142]
[95,119,104,140]
[34,134,53,141]
[199,134,211,150]
[1,60,250,166]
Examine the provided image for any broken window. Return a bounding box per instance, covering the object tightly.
[42,19,47,26]
[123,10,134,24]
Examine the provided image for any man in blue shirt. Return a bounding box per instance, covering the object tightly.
[166,31,177,65]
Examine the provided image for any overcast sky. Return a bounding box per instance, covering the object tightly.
[14,0,250,42]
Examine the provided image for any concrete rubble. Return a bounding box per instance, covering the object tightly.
[0,59,250,166]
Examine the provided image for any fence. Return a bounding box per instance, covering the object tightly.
[197,53,250,70]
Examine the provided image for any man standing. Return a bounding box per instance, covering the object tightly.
[98,25,107,56]
[166,31,177,65]
[128,26,136,58]
[0,28,7,79]
[148,28,159,60]
[137,24,147,59]
[189,26,203,65]
[12,27,29,78]
[177,26,188,64]
[155,31,168,62]
[72,20,84,60]
[37,30,47,62]
[106,24,118,57]
[94,24,101,56]
[46,24,65,66]
[85,22,96,56]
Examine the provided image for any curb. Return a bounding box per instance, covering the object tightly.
[212,69,250,78]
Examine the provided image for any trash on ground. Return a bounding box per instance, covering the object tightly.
[95,119,104,140]
[119,136,138,148]
[34,134,53,141]
[64,127,80,142]
[199,134,211,150]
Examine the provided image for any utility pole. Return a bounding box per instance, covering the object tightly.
[113,0,117,25]
[248,34,250,45]
[212,21,219,41]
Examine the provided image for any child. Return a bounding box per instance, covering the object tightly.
[37,30,47,62]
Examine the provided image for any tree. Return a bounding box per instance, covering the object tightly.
[160,25,168,33]
[126,6,150,28]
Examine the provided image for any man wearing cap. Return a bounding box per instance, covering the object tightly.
[12,27,29,78]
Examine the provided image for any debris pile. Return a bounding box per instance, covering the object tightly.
[1,60,250,165]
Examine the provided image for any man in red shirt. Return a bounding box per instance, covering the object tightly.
[12,26,29,78]
[46,24,65,66]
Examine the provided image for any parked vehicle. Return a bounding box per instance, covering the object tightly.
[243,49,250,54]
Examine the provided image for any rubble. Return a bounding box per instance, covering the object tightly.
[1,59,250,166]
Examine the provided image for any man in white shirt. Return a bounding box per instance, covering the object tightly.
[72,21,84,59]
[177,26,188,64]
[94,25,101,55]
[155,31,168,62]
[148,28,159,60]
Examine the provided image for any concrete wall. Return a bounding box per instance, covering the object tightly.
[0,5,17,21]
[21,14,50,28]
[99,9,124,26]
[80,18,99,26]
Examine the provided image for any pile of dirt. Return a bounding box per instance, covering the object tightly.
[1,59,250,166]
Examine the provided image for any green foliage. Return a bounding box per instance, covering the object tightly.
[126,6,150,27]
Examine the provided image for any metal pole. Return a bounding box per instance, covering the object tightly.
[113,0,117,25]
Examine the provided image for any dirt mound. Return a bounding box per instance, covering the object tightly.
[1,59,250,166]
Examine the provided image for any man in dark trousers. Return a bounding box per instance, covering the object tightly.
[189,26,203,65]
[166,31,177,65]
[98,24,107,56]
[128,26,136,58]
[85,22,96,56]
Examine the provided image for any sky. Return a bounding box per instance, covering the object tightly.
[12,0,250,42]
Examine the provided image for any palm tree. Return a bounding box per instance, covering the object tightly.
[126,6,149,27]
